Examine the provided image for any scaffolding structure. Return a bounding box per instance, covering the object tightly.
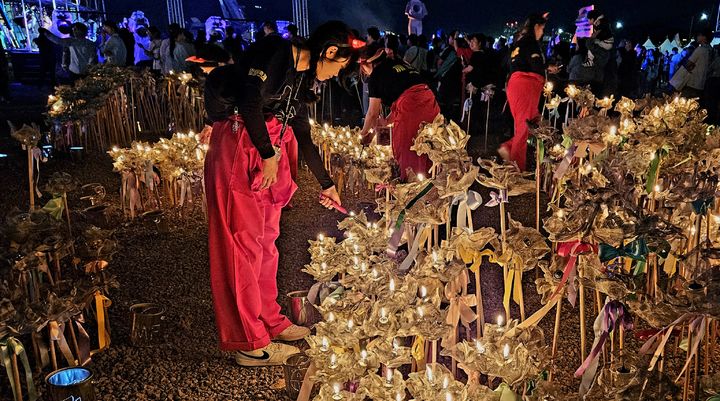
[291,0,308,36]
[166,0,184,27]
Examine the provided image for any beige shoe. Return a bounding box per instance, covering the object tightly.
[234,343,301,367]
[497,146,510,162]
[275,324,311,341]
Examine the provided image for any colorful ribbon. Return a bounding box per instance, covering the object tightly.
[575,300,633,395]
[92,291,112,354]
[553,144,578,181]
[484,189,508,207]
[42,195,65,220]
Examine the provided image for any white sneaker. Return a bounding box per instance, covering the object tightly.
[234,343,301,367]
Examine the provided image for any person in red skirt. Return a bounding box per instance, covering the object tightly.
[359,42,440,180]
[498,13,559,170]
[203,21,360,366]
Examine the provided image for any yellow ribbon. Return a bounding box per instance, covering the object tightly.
[411,335,425,363]
[92,291,112,354]
[462,249,497,274]
[501,255,524,321]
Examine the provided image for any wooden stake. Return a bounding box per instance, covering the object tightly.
[475,268,484,339]
[27,147,35,210]
[549,299,562,382]
[579,278,587,363]
[683,328,692,401]
[11,352,22,401]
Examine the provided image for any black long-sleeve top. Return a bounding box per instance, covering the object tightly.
[510,35,546,77]
[204,35,334,189]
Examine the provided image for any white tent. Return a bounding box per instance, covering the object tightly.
[659,38,673,53]
[642,37,656,49]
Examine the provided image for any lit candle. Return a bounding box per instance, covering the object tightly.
[392,339,400,355]
[359,350,368,366]
[385,368,394,386]
[321,262,328,273]
[432,250,439,264]
[445,392,454,401]
[497,314,504,328]
[327,312,336,322]
[318,233,325,241]
[332,383,342,400]
[329,353,338,368]
[417,306,424,318]
[654,184,661,193]
[347,319,354,331]
[389,278,396,293]
[426,365,434,383]
[442,375,450,389]
[395,392,404,401]
[475,340,485,354]
[503,343,510,359]
[419,286,428,298]
[379,307,389,324]
[320,336,329,352]
[418,173,425,181]
[372,268,380,280]
[353,244,360,254]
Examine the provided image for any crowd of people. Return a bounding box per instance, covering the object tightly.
[22,18,300,86]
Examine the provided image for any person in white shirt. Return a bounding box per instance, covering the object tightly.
[160,23,181,75]
[42,23,97,79]
[683,30,712,97]
[133,25,153,69]
[139,26,163,73]
[173,30,196,72]
[101,21,127,66]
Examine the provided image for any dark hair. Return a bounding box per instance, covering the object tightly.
[385,34,400,52]
[72,22,88,36]
[367,27,380,41]
[467,33,485,44]
[168,23,181,54]
[408,34,418,46]
[262,21,278,32]
[360,41,387,66]
[305,20,358,77]
[518,13,547,42]
[699,29,713,41]
[288,24,298,36]
[586,10,602,21]
[455,37,469,49]
[418,34,428,48]
[102,20,117,31]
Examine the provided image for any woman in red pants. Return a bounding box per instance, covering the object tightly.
[359,42,440,180]
[203,21,359,366]
[499,13,558,170]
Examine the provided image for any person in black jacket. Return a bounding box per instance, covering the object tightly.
[498,13,559,170]
[203,21,359,367]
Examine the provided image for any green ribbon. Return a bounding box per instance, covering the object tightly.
[691,197,715,215]
[494,382,519,401]
[42,194,64,220]
[645,146,669,194]
[0,337,38,401]
[599,239,649,263]
[538,139,545,164]
[561,134,573,149]
[394,182,434,230]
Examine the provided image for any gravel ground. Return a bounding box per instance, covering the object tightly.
[1,91,716,399]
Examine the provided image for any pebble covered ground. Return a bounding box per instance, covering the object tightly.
[1,95,716,399]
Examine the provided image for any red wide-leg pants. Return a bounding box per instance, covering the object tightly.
[204,116,298,351]
[501,71,545,171]
[389,84,440,180]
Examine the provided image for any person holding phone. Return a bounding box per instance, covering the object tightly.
[203,21,358,366]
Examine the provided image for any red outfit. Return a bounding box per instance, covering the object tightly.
[501,71,544,170]
[204,116,298,351]
[388,84,440,180]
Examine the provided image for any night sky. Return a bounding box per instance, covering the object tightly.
[107,0,719,41]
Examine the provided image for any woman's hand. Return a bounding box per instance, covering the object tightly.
[320,186,341,209]
[547,65,560,74]
[261,156,279,190]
